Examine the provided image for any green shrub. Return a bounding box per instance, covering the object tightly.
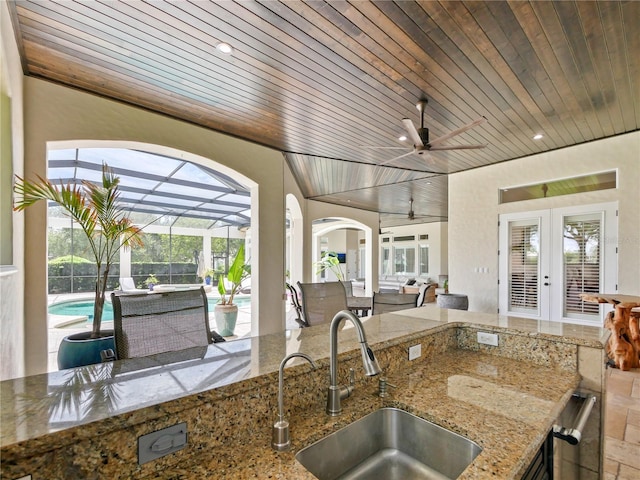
[47,261,199,293]
[49,255,92,265]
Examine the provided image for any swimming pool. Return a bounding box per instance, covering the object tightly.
[48,295,251,324]
[49,300,114,321]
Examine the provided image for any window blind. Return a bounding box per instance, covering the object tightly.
[563,214,601,317]
[508,221,539,312]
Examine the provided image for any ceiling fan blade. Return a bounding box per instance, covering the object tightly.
[359,145,408,150]
[402,118,424,148]
[378,149,415,166]
[382,213,445,218]
[428,116,487,147]
[429,144,487,150]
[384,212,416,217]
[415,151,439,167]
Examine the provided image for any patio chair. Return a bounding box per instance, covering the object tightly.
[109,286,221,360]
[119,277,144,293]
[297,281,348,326]
[372,292,420,315]
[340,280,353,297]
[286,282,307,328]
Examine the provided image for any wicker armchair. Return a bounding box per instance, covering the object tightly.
[109,287,215,360]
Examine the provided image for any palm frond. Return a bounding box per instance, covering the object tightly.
[14,163,145,336]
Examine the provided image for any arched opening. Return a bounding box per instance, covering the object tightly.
[312,217,374,296]
[285,194,303,287]
[44,141,257,370]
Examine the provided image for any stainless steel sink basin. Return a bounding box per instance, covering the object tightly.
[296,407,482,480]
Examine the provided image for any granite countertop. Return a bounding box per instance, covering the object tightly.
[1,305,604,479]
[178,349,580,479]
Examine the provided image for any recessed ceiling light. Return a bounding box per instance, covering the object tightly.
[398,135,407,142]
[216,42,233,55]
[533,133,544,140]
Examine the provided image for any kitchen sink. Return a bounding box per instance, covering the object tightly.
[295,407,482,480]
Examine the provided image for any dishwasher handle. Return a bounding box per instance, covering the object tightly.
[552,393,596,445]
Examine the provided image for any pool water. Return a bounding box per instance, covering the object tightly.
[48,296,251,323]
[49,300,114,321]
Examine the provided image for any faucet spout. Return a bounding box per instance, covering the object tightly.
[272,352,317,451]
[327,310,381,416]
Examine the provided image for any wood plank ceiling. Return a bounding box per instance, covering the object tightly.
[7,0,639,227]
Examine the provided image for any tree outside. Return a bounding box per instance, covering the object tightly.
[48,226,246,293]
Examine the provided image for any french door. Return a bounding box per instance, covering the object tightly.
[498,203,617,324]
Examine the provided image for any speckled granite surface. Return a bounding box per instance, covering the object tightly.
[183,349,579,480]
[1,306,606,479]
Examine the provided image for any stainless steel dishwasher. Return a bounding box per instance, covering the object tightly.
[520,391,598,480]
[551,391,599,480]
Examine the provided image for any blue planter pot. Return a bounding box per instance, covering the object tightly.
[57,330,115,369]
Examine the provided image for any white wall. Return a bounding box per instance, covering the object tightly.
[345,229,359,281]
[1,0,26,380]
[284,170,304,291]
[20,77,288,374]
[449,132,640,313]
[319,230,347,282]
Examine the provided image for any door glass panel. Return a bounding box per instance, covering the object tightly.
[500,202,615,324]
[508,221,539,313]
[563,214,601,318]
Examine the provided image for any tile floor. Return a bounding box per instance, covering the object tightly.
[604,366,640,480]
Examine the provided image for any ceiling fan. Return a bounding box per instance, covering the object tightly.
[379,99,487,166]
[406,198,423,221]
[381,198,440,222]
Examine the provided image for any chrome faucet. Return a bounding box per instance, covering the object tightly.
[326,310,381,416]
[272,352,317,451]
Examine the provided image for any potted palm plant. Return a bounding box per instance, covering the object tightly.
[215,244,250,336]
[14,163,144,368]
